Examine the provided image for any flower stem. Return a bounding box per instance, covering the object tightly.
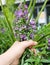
[33,34,50,49]
[27,0,36,23]
[37,33,50,42]
[35,0,48,22]
[23,0,26,5]
[21,52,26,65]
[33,33,50,49]
[28,0,33,12]
[33,43,46,48]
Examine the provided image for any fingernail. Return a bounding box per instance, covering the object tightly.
[34,42,38,45]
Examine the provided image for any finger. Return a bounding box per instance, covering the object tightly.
[29,45,34,49]
[21,40,37,49]
[31,48,36,55]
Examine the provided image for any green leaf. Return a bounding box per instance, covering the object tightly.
[34,23,50,42]
[6,0,15,6]
[3,7,15,24]
[24,63,29,65]
[41,59,50,63]
[28,0,36,23]
[28,0,32,12]
[25,58,35,63]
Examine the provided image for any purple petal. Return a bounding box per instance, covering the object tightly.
[18,10,24,17]
[26,17,28,20]
[31,25,36,29]
[48,39,50,43]
[22,25,26,29]
[14,27,19,30]
[15,9,24,18]
[30,20,36,25]
[24,5,28,9]
[20,34,27,41]
[20,34,26,39]
[30,33,34,39]
[24,10,28,15]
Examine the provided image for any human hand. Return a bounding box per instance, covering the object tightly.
[10,40,37,65]
[0,40,37,65]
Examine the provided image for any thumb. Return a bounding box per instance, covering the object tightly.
[21,40,37,49]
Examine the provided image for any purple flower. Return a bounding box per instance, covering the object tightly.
[14,4,28,21]
[30,20,36,25]
[19,25,26,31]
[15,9,24,18]
[20,34,27,41]
[20,34,26,38]
[14,27,19,31]
[48,39,50,47]
[24,10,28,15]
[31,25,36,30]
[48,39,50,43]
[24,5,28,9]
[47,39,50,50]
[25,17,28,20]
[22,25,26,29]
[30,33,34,39]
[26,25,30,30]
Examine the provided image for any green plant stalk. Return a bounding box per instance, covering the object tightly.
[37,45,47,56]
[33,33,50,48]
[24,0,26,5]
[34,23,50,42]
[1,19,13,44]
[33,43,46,48]
[37,33,50,42]
[28,0,33,12]
[0,0,16,42]
[35,0,48,22]
[37,49,47,56]
[27,0,36,23]
[46,22,50,27]
[21,52,26,65]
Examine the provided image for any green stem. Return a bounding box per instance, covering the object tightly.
[35,0,48,22]
[23,0,26,5]
[1,19,13,44]
[27,0,36,23]
[37,49,47,56]
[33,33,50,49]
[37,33,50,42]
[21,52,26,65]
[28,0,33,12]
[33,43,46,48]
[0,0,16,42]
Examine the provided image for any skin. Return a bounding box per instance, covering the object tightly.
[0,40,37,65]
